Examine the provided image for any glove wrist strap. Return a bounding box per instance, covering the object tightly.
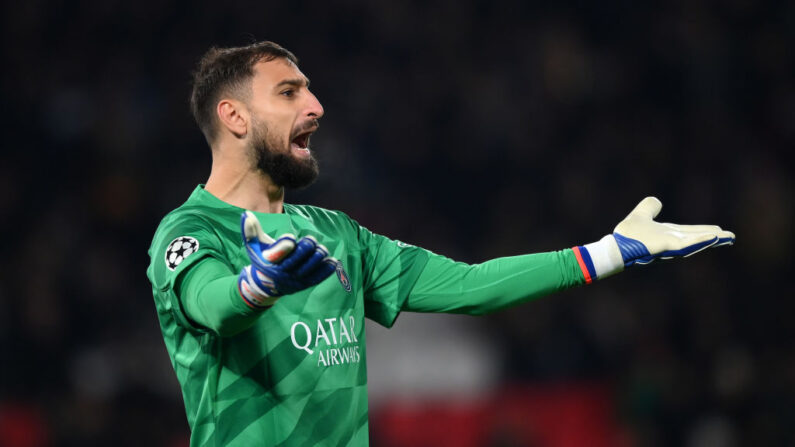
[577,235,624,281]
[238,267,278,309]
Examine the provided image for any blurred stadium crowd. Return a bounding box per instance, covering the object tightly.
[1,0,792,445]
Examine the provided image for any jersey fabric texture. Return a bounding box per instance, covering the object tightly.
[147,185,588,446]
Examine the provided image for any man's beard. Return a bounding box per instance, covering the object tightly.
[250,117,319,190]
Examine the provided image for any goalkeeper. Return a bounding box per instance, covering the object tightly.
[146,41,734,447]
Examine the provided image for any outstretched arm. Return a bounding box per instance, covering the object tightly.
[362,197,734,320]
[404,249,586,315]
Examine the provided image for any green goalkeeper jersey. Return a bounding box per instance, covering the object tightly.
[147,185,587,446]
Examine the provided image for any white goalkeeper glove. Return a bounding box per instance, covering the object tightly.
[573,197,735,282]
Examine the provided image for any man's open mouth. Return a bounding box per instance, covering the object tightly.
[290,130,314,150]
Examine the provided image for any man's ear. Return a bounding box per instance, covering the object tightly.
[217,99,248,139]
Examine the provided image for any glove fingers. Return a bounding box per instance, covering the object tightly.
[660,224,736,249]
[302,257,338,286]
[661,223,724,234]
[714,230,736,247]
[628,197,662,220]
[294,244,331,278]
[659,222,727,248]
[261,234,297,263]
[671,230,719,249]
[659,236,718,259]
[279,236,319,271]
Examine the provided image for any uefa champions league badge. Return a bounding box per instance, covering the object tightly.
[165,236,200,271]
[335,260,352,292]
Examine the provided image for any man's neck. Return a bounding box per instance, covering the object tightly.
[205,150,285,214]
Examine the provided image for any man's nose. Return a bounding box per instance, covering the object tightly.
[305,91,324,119]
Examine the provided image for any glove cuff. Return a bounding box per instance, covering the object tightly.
[575,235,624,282]
[238,266,278,309]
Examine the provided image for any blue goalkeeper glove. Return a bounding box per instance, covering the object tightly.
[237,211,338,309]
[573,197,735,282]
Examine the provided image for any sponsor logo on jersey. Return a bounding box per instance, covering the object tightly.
[335,261,352,292]
[291,315,362,367]
[165,236,199,271]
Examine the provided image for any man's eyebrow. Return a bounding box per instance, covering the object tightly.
[274,78,310,89]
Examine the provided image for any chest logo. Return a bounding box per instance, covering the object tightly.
[165,236,199,271]
[335,260,352,292]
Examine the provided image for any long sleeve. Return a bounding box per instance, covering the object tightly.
[354,216,588,325]
[404,249,586,315]
[175,257,262,336]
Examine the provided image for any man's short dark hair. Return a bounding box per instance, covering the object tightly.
[190,41,298,144]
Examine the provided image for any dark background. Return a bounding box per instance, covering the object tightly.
[1,0,792,445]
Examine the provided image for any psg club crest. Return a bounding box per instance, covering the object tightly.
[165,236,199,271]
[335,260,352,292]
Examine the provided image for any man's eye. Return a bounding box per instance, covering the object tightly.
[281,89,295,97]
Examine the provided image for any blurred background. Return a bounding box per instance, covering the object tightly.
[1,0,793,445]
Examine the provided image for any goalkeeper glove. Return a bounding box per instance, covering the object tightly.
[573,197,735,283]
[237,211,338,308]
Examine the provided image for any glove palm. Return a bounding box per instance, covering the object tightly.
[576,197,735,281]
[614,197,735,267]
